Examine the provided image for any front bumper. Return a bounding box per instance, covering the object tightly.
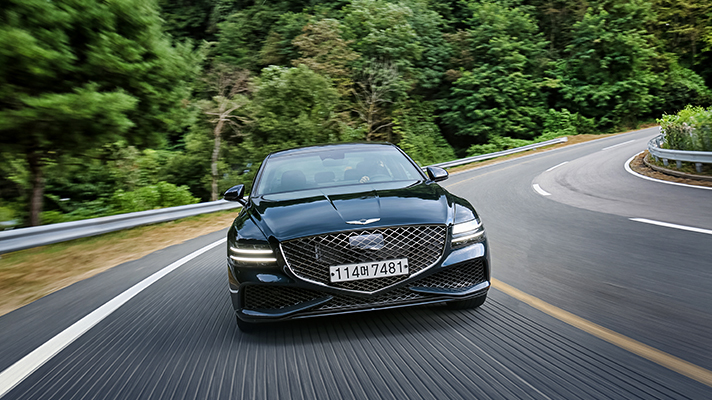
[229,242,490,323]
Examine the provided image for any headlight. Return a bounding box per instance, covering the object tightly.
[452,204,485,247]
[229,243,277,264]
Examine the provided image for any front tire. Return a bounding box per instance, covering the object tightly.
[447,293,487,310]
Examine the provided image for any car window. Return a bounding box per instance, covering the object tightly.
[256,147,422,195]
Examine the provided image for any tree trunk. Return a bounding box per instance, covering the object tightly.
[366,103,375,141]
[211,119,224,201]
[27,150,44,227]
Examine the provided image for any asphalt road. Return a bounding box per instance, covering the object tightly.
[1,127,711,399]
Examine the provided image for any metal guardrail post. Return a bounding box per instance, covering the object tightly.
[428,137,568,170]
[648,135,712,173]
[0,200,242,254]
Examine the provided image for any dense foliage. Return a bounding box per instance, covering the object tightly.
[659,105,712,151]
[1,0,711,227]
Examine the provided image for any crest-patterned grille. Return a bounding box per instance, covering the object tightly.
[415,260,486,291]
[243,285,322,310]
[280,225,446,293]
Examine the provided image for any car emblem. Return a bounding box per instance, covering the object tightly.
[349,233,385,250]
[346,218,380,225]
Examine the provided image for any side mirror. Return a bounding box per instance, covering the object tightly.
[224,184,245,203]
[425,166,448,182]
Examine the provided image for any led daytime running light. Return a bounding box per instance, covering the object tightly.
[230,247,273,255]
[230,255,277,263]
[452,230,484,244]
[452,219,481,235]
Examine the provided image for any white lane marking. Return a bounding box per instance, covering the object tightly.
[532,184,551,196]
[546,161,569,172]
[625,152,712,191]
[630,218,712,236]
[602,139,635,151]
[0,238,226,399]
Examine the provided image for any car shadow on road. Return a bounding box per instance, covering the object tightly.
[233,302,493,342]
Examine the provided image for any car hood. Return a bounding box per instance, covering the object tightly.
[249,180,452,241]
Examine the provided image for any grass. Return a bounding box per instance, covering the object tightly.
[0,209,240,317]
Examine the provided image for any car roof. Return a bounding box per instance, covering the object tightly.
[267,142,396,159]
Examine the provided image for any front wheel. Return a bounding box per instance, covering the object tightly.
[447,293,487,310]
[236,315,256,333]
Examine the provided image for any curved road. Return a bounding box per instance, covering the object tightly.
[1,127,711,399]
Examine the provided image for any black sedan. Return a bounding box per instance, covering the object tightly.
[224,143,490,331]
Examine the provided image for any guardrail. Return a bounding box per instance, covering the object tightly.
[0,200,242,254]
[648,134,712,173]
[0,136,569,254]
[429,137,568,169]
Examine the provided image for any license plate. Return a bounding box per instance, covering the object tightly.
[330,258,409,283]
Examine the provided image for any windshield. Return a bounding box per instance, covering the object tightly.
[254,146,423,195]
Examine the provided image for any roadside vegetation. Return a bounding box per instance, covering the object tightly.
[2,0,712,228]
[659,106,712,152]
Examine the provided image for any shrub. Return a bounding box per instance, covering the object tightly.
[40,198,114,224]
[659,106,712,151]
[467,136,532,157]
[0,206,14,222]
[394,101,456,166]
[541,109,597,139]
[466,109,598,157]
[110,182,199,213]
[0,206,20,229]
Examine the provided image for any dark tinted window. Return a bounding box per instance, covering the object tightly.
[256,147,422,195]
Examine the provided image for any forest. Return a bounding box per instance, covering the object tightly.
[1,0,711,227]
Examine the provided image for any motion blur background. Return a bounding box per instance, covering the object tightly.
[1,0,711,227]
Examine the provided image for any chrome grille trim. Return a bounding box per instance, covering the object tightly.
[279,225,447,294]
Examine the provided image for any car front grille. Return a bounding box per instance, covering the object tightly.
[242,260,487,312]
[414,259,486,292]
[280,225,446,293]
[243,285,321,310]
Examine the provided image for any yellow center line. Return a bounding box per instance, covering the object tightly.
[492,278,712,388]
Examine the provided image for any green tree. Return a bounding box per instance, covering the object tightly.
[163,128,214,201]
[214,3,296,70]
[251,65,344,149]
[158,0,215,42]
[555,0,659,128]
[354,60,404,141]
[197,64,252,201]
[260,12,313,67]
[652,0,712,67]
[341,0,422,73]
[527,0,589,57]
[650,55,712,114]
[394,100,456,166]
[406,0,450,92]
[0,0,195,225]
[292,18,360,95]
[442,1,551,142]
